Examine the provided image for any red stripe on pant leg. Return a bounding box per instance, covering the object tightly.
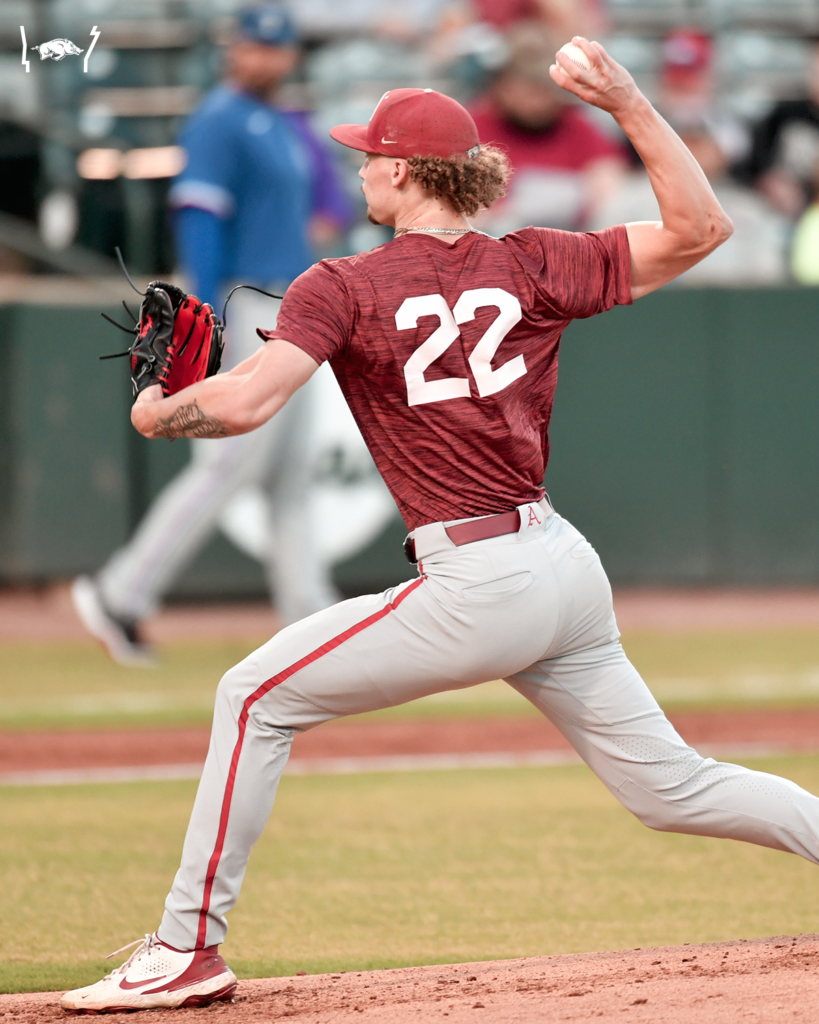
[195,576,426,948]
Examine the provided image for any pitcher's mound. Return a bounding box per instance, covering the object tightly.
[4,934,816,1022]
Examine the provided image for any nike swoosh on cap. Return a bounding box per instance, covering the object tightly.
[381,138,398,144]
[119,975,168,990]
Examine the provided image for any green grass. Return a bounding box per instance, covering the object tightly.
[3,756,819,993]
[0,640,260,730]
[621,629,819,708]
[2,629,819,731]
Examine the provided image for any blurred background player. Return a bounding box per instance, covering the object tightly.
[72,3,351,666]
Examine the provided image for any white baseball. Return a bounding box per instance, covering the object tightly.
[558,42,592,71]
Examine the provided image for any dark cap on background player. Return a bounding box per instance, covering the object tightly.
[236,3,298,47]
[226,4,301,99]
[330,89,481,160]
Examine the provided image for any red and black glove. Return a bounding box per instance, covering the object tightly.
[128,281,224,397]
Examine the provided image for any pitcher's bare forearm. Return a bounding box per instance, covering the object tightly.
[153,399,230,439]
[551,38,732,297]
[131,374,258,440]
[130,338,319,440]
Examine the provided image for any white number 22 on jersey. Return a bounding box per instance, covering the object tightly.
[395,288,525,407]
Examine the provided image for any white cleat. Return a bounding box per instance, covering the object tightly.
[60,933,237,1014]
[71,576,156,668]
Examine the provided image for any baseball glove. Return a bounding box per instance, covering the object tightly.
[131,281,224,397]
[102,280,224,398]
[102,249,281,399]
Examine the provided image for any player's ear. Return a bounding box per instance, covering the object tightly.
[391,159,411,188]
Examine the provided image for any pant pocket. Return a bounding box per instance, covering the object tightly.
[569,539,597,559]
[462,571,533,602]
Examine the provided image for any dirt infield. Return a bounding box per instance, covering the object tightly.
[3,709,819,776]
[1,934,816,1022]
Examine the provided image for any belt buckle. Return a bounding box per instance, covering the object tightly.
[403,535,417,564]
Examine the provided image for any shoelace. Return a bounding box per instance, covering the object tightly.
[102,933,154,979]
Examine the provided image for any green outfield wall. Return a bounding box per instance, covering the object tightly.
[549,288,819,584]
[1,283,817,594]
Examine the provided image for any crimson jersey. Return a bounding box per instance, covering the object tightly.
[263,227,631,531]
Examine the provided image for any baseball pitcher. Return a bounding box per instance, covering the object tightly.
[62,39,819,1013]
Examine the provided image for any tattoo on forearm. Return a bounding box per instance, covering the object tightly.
[153,400,229,439]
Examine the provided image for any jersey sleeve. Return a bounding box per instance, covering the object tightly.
[258,261,354,363]
[512,224,632,320]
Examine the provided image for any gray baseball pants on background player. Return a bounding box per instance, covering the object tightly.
[96,290,336,626]
[157,499,819,950]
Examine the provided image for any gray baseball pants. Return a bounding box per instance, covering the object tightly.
[158,501,819,950]
[97,290,336,625]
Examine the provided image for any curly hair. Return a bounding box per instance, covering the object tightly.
[406,144,511,217]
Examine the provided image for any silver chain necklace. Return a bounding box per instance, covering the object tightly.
[394,226,473,237]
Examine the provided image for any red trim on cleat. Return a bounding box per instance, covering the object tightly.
[179,980,237,1007]
[142,947,232,994]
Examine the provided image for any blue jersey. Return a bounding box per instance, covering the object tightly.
[170,84,349,306]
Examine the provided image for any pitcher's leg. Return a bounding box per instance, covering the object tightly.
[508,642,819,863]
[158,652,296,951]
[159,572,482,950]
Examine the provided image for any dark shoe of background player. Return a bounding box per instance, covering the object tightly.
[59,933,237,1013]
[71,576,156,667]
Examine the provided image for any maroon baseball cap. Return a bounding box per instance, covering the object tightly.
[330,88,481,160]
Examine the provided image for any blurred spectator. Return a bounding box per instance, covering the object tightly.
[470,23,627,234]
[73,3,350,665]
[790,156,819,283]
[432,0,608,88]
[791,200,819,283]
[657,29,749,167]
[466,0,608,37]
[590,121,789,286]
[295,0,449,41]
[746,38,819,220]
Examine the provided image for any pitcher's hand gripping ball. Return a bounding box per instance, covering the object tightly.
[129,282,224,397]
[558,42,592,70]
